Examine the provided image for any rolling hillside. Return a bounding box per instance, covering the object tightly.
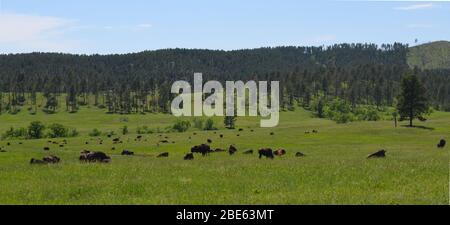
[408,41,450,70]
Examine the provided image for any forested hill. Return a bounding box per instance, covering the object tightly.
[0,42,449,113]
[408,41,450,70]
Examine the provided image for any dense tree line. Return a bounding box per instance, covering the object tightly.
[0,43,449,115]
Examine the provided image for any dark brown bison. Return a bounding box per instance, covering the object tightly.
[258,148,274,159]
[220,134,224,138]
[191,144,212,156]
[207,139,213,144]
[184,153,194,160]
[270,132,275,136]
[80,151,111,163]
[243,150,254,155]
[239,128,244,132]
[296,152,306,157]
[157,152,169,158]
[43,155,61,164]
[228,145,238,155]
[437,139,446,148]
[274,149,287,157]
[30,155,60,165]
[160,140,169,144]
[59,145,64,148]
[43,147,50,151]
[121,150,134,156]
[367,150,386,159]
[312,130,319,134]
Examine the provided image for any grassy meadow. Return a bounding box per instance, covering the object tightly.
[0,105,448,205]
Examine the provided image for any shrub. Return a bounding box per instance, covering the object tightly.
[122,126,129,135]
[89,128,102,137]
[1,127,27,140]
[193,118,204,129]
[203,118,217,131]
[47,123,69,138]
[173,120,191,133]
[28,121,46,139]
[137,126,154,134]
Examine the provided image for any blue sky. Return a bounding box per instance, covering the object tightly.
[0,0,449,54]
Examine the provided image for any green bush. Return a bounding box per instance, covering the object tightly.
[192,118,204,129]
[173,120,191,133]
[1,127,27,140]
[203,118,217,131]
[89,128,102,137]
[47,123,69,138]
[122,126,129,135]
[28,121,46,139]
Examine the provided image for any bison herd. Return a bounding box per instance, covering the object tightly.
[0,131,445,165]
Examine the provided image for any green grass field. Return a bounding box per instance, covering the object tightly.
[0,106,448,205]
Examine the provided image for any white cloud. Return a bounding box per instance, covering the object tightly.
[0,12,78,53]
[395,3,435,11]
[137,23,152,29]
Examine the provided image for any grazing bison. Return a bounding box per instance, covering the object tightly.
[239,128,244,132]
[207,139,213,144]
[157,152,169,158]
[137,135,143,139]
[250,129,254,132]
[243,150,254,155]
[43,147,50,151]
[258,148,274,159]
[191,144,212,156]
[367,150,387,159]
[111,147,116,151]
[274,149,287,157]
[296,152,306,157]
[270,132,275,136]
[59,145,64,148]
[80,151,111,163]
[312,130,319,134]
[85,142,89,145]
[437,139,446,148]
[43,155,61,164]
[0,150,6,153]
[228,145,238,155]
[160,140,169,144]
[220,134,224,138]
[184,153,194,160]
[113,138,120,142]
[121,150,134,156]
[237,134,240,137]
[30,155,60,165]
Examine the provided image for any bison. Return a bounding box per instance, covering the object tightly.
[437,139,446,148]
[184,153,194,160]
[157,152,169,158]
[258,148,274,159]
[43,147,50,151]
[121,150,134,156]
[191,144,212,156]
[228,145,238,155]
[296,152,306,157]
[367,150,386,159]
[80,151,111,163]
[30,155,60,165]
[207,139,213,144]
[243,150,254,155]
[274,149,287,157]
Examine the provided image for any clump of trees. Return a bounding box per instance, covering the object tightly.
[1,121,78,140]
[172,120,191,133]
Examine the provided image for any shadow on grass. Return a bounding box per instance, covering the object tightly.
[401,125,435,131]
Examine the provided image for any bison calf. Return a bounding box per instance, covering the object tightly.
[228,145,238,155]
[121,150,134,156]
[184,153,194,160]
[367,150,386,159]
[437,139,446,148]
[157,152,169,158]
[274,149,286,157]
